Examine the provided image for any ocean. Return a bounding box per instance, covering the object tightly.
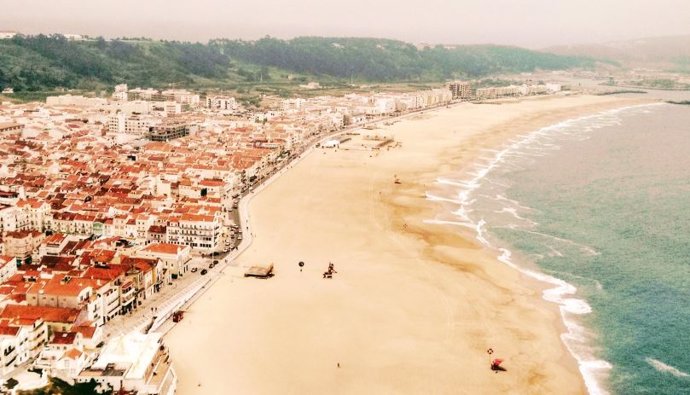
[430,99,690,394]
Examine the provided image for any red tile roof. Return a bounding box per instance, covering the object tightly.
[0,304,82,324]
[142,243,184,255]
[72,325,96,339]
[50,331,77,345]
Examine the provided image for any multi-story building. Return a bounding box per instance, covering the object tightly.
[16,199,51,231]
[207,96,238,111]
[121,256,161,301]
[162,89,200,108]
[4,230,44,264]
[448,81,472,100]
[108,112,155,135]
[0,204,17,233]
[112,84,128,101]
[0,325,30,374]
[0,255,17,283]
[148,118,189,142]
[26,274,94,310]
[137,243,191,281]
[165,213,222,253]
[0,305,69,359]
[38,233,71,257]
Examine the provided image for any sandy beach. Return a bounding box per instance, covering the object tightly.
[165,94,651,395]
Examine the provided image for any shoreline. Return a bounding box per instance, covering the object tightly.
[425,102,664,395]
[165,94,654,394]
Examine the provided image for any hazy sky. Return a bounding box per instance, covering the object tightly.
[1,0,689,48]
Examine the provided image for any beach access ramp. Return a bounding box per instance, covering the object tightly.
[244,263,274,278]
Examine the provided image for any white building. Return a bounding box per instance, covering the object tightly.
[0,204,19,233]
[46,95,107,107]
[162,89,200,107]
[207,96,238,111]
[112,84,128,101]
[0,255,18,283]
[62,34,84,41]
[108,113,155,135]
[0,325,31,375]
[75,332,177,395]
[165,213,222,253]
[137,243,191,281]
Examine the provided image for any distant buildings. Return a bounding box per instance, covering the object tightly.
[62,34,85,41]
[112,84,128,101]
[126,88,200,108]
[207,96,238,111]
[46,95,107,107]
[475,83,558,99]
[0,122,23,133]
[448,81,472,100]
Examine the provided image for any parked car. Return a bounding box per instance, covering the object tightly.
[201,269,208,275]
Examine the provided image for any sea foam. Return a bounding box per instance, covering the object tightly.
[645,358,690,378]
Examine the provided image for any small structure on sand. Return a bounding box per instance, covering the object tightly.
[245,263,274,278]
[321,139,340,149]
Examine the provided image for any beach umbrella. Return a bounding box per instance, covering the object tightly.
[491,359,503,367]
[298,261,304,272]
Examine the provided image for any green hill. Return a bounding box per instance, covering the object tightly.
[215,37,593,81]
[0,34,594,93]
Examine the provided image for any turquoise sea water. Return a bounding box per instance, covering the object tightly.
[430,102,690,394]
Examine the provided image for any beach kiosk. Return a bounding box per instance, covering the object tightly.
[244,263,274,278]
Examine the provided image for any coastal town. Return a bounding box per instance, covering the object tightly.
[0,79,570,393]
[3,0,690,391]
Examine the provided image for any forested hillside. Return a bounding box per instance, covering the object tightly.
[214,37,593,81]
[0,34,594,92]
